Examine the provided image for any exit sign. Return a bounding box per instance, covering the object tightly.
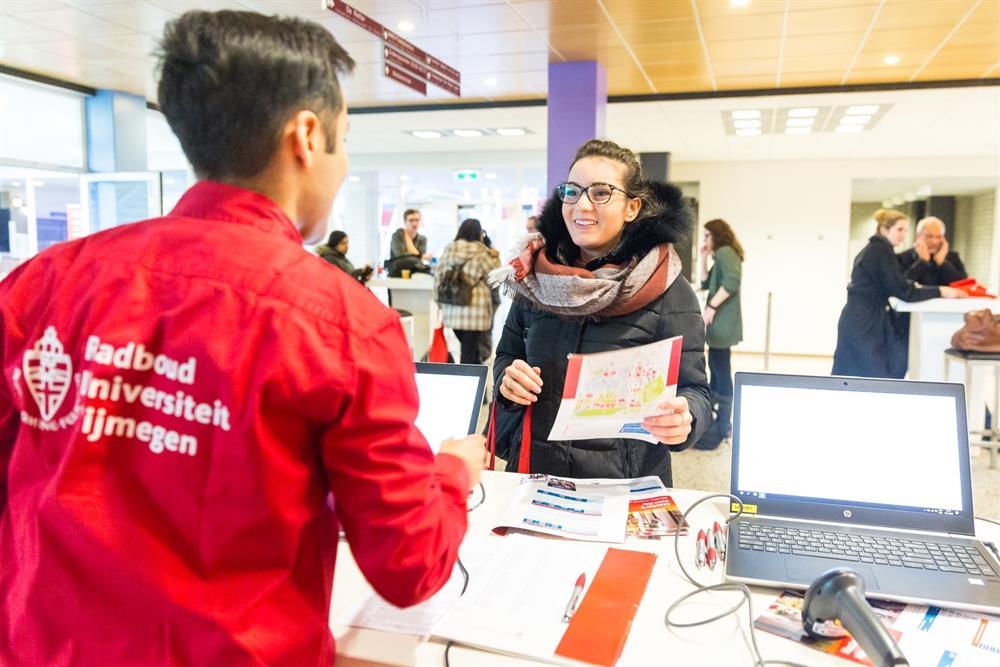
[454,169,481,182]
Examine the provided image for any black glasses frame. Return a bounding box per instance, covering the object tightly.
[556,181,634,205]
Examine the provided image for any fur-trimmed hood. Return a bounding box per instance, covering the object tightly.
[536,180,692,270]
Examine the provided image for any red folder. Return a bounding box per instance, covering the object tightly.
[555,549,657,667]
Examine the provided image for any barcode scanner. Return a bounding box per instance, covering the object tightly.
[802,568,909,667]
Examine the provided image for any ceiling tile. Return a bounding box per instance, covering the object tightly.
[875,0,978,30]
[915,63,1000,81]
[616,19,700,45]
[714,58,778,77]
[782,53,854,73]
[695,0,787,19]
[699,13,785,41]
[633,41,704,65]
[785,4,880,36]
[778,70,847,86]
[13,7,136,39]
[929,43,1000,68]
[428,4,530,34]
[78,1,176,33]
[602,0,693,23]
[708,37,781,61]
[0,1,64,13]
[715,73,781,90]
[643,60,709,80]
[781,32,866,57]
[0,15,71,43]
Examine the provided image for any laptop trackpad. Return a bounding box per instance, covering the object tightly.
[785,559,881,591]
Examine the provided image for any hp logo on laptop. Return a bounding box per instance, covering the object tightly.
[843,510,852,519]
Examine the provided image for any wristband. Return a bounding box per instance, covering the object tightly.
[706,305,716,311]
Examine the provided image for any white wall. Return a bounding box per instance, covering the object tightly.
[672,156,1000,356]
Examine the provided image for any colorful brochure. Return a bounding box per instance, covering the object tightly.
[547,336,683,444]
[755,590,1000,666]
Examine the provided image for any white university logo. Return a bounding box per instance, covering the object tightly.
[22,326,73,422]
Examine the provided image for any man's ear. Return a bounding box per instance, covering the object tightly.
[290,110,323,169]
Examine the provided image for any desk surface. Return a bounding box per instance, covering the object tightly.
[893,297,999,313]
[369,276,435,291]
[331,471,1000,666]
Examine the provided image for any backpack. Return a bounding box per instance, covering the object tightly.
[436,261,473,306]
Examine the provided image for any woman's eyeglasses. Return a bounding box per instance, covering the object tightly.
[556,182,632,205]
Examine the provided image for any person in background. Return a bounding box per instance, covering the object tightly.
[316,230,372,283]
[388,208,431,276]
[833,208,967,378]
[436,218,501,364]
[0,10,484,665]
[694,218,744,451]
[492,139,710,487]
[897,216,967,286]
[526,215,539,234]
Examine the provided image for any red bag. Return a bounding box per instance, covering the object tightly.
[949,278,996,298]
[427,323,451,363]
[484,401,533,472]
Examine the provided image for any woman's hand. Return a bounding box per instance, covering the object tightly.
[939,286,969,299]
[702,306,715,326]
[499,359,543,405]
[642,396,693,445]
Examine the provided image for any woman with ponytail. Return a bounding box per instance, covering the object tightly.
[833,208,966,378]
[489,139,710,486]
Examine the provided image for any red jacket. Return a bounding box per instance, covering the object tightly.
[0,181,469,665]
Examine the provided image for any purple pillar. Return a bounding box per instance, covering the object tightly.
[547,61,607,193]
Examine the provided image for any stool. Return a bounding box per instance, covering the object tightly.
[944,348,1000,469]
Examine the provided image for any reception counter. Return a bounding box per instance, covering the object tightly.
[892,297,1000,381]
[369,276,438,362]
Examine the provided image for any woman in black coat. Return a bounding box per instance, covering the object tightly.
[832,208,966,378]
[489,139,710,487]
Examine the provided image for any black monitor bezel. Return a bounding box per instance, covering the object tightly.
[730,372,974,536]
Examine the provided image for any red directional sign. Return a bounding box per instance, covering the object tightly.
[326,0,382,38]
[385,45,427,78]
[384,62,427,95]
[427,69,460,97]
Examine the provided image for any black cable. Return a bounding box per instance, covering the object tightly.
[467,482,486,512]
[664,493,812,667]
[975,515,1000,528]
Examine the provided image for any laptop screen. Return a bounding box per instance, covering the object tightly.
[732,374,974,534]
[414,362,487,454]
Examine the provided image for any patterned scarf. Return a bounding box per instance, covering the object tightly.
[488,233,683,318]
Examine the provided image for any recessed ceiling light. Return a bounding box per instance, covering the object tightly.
[883,54,901,65]
[485,173,498,180]
[496,127,526,136]
[787,107,818,118]
[734,119,761,128]
[397,20,414,32]
[735,128,761,136]
[846,104,879,115]
[840,115,871,125]
[453,129,483,138]
[731,109,760,120]
[835,125,864,133]
[730,0,750,6]
[483,77,497,86]
[784,127,811,135]
[785,118,814,127]
[411,130,442,139]
[348,175,360,183]
[400,174,410,181]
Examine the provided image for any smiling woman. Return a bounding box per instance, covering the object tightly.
[488,139,711,487]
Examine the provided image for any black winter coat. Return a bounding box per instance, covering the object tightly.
[897,247,967,286]
[491,183,710,487]
[832,235,940,379]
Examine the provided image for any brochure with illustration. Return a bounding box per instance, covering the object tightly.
[755,590,1000,666]
[493,475,633,543]
[547,336,683,444]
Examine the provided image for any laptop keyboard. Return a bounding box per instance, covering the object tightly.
[737,522,999,579]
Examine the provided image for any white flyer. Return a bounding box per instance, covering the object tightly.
[547,336,683,444]
[492,474,631,543]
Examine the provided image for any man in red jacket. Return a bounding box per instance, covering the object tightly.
[0,10,484,665]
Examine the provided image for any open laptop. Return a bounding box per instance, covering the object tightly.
[414,362,487,453]
[725,372,1000,614]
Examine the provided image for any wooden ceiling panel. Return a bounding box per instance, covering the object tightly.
[548,25,622,56]
[874,0,978,30]
[643,60,709,80]
[648,74,716,92]
[785,4,880,36]
[781,32,866,56]
[604,65,655,94]
[699,13,785,41]
[915,63,1000,81]
[602,0,693,24]
[616,19,700,45]
[714,58,779,77]
[695,0,787,19]
[852,49,933,71]
[782,52,855,73]
[708,37,781,61]
[778,70,848,86]
[715,73,781,90]
[926,44,1000,69]
[632,41,705,65]
[845,66,921,83]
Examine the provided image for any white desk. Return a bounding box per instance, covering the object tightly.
[331,471,1000,666]
[369,276,438,362]
[893,297,1000,382]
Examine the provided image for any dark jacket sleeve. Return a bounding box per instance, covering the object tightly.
[389,229,408,259]
[874,243,940,302]
[661,280,712,452]
[490,300,529,459]
[939,252,967,284]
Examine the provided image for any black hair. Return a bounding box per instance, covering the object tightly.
[403,208,420,221]
[327,230,347,248]
[538,139,691,269]
[156,10,355,180]
[455,218,483,242]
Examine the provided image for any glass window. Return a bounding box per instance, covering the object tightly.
[0,76,85,170]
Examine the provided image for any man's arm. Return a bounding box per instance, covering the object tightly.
[320,318,468,608]
[389,229,408,259]
[938,252,967,284]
